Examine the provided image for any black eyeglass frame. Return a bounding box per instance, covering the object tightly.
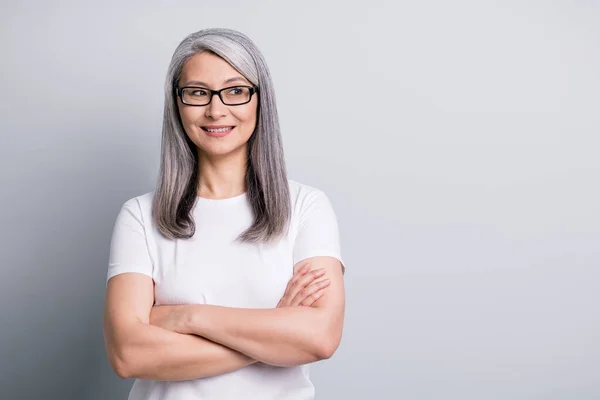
[174,84,259,106]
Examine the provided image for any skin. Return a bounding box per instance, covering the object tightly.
[177,51,257,199]
[148,256,345,368]
[103,51,345,380]
[148,261,331,337]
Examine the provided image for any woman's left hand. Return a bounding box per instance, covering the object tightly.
[149,304,190,333]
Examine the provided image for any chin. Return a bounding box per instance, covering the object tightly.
[198,141,249,158]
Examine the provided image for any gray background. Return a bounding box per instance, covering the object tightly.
[1,0,599,399]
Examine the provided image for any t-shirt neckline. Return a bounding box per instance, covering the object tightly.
[195,191,248,204]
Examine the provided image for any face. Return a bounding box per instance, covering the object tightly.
[176,52,258,159]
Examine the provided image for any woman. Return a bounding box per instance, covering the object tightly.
[103,28,346,400]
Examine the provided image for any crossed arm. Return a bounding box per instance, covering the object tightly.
[103,256,345,381]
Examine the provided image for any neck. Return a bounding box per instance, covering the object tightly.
[196,145,248,199]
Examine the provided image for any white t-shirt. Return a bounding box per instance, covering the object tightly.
[107,179,345,400]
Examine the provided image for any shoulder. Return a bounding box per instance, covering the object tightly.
[287,179,338,222]
[118,191,154,220]
[287,180,345,272]
[287,179,331,209]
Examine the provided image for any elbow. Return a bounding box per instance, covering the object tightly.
[314,328,342,360]
[108,354,129,379]
[113,360,131,380]
[316,340,339,360]
[107,345,135,379]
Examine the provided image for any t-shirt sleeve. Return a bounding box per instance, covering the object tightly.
[106,198,154,286]
[292,190,346,274]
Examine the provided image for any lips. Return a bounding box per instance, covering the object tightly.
[201,125,235,137]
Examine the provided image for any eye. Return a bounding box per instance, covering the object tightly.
[227,87,244,96]
[189,89,208,97]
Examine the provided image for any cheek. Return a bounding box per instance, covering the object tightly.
[179,107,201,126]
[241,111,257,127]
[235,105,258,129]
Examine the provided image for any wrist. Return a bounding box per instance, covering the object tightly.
[182,304,204,335]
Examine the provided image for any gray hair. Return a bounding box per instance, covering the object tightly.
[152,28,291,243]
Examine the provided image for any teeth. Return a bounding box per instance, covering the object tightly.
[206,127,232,133]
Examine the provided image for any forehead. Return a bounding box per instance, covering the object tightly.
[180,52,250,87]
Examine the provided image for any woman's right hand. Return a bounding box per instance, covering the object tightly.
[276,261,331,308]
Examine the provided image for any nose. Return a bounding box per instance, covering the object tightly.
[205,93,227,119]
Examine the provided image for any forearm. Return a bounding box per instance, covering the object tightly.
[184,305,338,367]
[115,321,256,381]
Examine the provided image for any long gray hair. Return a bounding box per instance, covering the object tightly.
[152,28,291,243]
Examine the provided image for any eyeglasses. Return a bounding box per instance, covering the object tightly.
[174,85,259,106]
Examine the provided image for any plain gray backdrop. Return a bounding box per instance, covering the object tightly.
[1,0,599,399]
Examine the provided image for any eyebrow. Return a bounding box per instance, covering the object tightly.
[182,76,249,87]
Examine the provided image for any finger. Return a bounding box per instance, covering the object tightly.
[290,262,311,285]
[289,282,322,307]
[298,261,311,274]
[290,278,330,307]
[288,269,326,302]
[279,263,317,308]
[289,268,326,297]
[282,262,311,298]
[300,288,327,307]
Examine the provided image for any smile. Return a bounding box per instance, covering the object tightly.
[201,126,235,137]
[203,127,233,133]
